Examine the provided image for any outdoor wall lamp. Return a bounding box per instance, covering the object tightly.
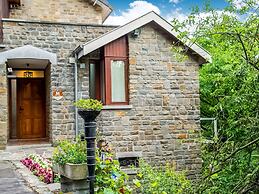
[7,67,13,73]
[131,28,141,38]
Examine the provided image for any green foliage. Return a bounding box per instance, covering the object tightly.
[132,160,192,194]
[95,154,132,194]
[52,138,87,165]
[95,140,132,194]
[74,99,103,111]
[53,138,131,193]
[171,1,259,193]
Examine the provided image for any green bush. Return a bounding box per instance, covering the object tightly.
[74,99,103,111]
[133,160,192,194]
[52,138,87,165]
[53,138,132,193]
[95,152,132,194]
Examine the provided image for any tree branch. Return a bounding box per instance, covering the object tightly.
[203,136,259,180]
[221,136,259,163]
[237,33,259,71]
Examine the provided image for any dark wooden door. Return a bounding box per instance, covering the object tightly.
[17,79,45,139]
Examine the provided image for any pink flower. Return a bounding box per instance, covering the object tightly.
[106,157,113,162]
[21,154,55,184]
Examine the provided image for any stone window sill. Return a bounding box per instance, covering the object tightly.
[102,105,133,110]
[121,168,138,175]
[116,152,142,158]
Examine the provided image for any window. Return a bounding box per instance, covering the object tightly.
[89,36,129,105]
[111,60,126,102]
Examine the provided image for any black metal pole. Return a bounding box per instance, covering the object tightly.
[84,121,97,194]
[78,109,100,194]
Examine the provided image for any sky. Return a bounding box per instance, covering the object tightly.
[103,0,249,25]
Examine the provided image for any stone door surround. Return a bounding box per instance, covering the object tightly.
[0,45,57,149]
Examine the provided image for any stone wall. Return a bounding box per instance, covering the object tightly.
[77,59,90,133]
[0,20,113,145]
[0,63,8,149]
[98,23,202,179]
[45,64,51,139]
[9,0,104,24]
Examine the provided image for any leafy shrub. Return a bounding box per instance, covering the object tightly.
[95,155,132,194]
[74,99,103,111]
[133,160,192,194]
[53,138,132,193]
[52,138,87,165]
[95,140,132,194]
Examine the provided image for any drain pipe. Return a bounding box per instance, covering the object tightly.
[74,53,79,137]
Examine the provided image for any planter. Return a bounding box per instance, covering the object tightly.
[53,163,88,180]
[78,109,101,122]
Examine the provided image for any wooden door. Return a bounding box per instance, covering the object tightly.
[17,78,45,139]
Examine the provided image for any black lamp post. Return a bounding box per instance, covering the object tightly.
[78,110,101,194]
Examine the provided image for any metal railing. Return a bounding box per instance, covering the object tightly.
[200,117,218,141]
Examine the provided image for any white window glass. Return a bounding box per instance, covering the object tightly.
[111,60,126,102]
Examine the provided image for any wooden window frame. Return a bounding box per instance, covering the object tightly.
[104,57,129,105]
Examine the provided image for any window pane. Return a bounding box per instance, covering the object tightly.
[89,61,102,101]
[111,60,126,102]
[89,63,96,99]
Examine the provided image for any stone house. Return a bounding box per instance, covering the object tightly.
[0,0,210,178]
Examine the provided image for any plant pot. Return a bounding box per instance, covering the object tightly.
[78,109,101,122]
[53,163,88,180]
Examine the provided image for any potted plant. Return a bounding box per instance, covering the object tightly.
[52,139,88,180]
[74,98,103,138]
[75,99,103,121]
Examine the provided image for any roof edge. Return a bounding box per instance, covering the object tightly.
[91,0,113,23]
[75,11,212,63]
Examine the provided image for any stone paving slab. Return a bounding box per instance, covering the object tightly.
[0,161,35,194]
[0,144,54,161]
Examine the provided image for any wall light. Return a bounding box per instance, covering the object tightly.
[131,28,141,38]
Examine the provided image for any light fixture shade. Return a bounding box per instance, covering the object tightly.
[131,28,141,38]
[7,67,13,72]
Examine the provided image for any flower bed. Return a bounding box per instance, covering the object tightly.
[21,154,60,184]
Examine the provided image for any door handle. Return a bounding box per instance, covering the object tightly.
[19,106,24,112]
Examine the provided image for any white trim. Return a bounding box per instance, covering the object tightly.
[102,105,133,110]
[77,11,211,63]
[90,0,112,23]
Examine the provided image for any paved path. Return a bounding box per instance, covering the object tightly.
[0,161,35,194]
[0,144,60,193]
[0,143,53,161]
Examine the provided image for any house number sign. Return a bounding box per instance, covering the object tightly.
[24,71,33,78]
[53,88,64,100]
